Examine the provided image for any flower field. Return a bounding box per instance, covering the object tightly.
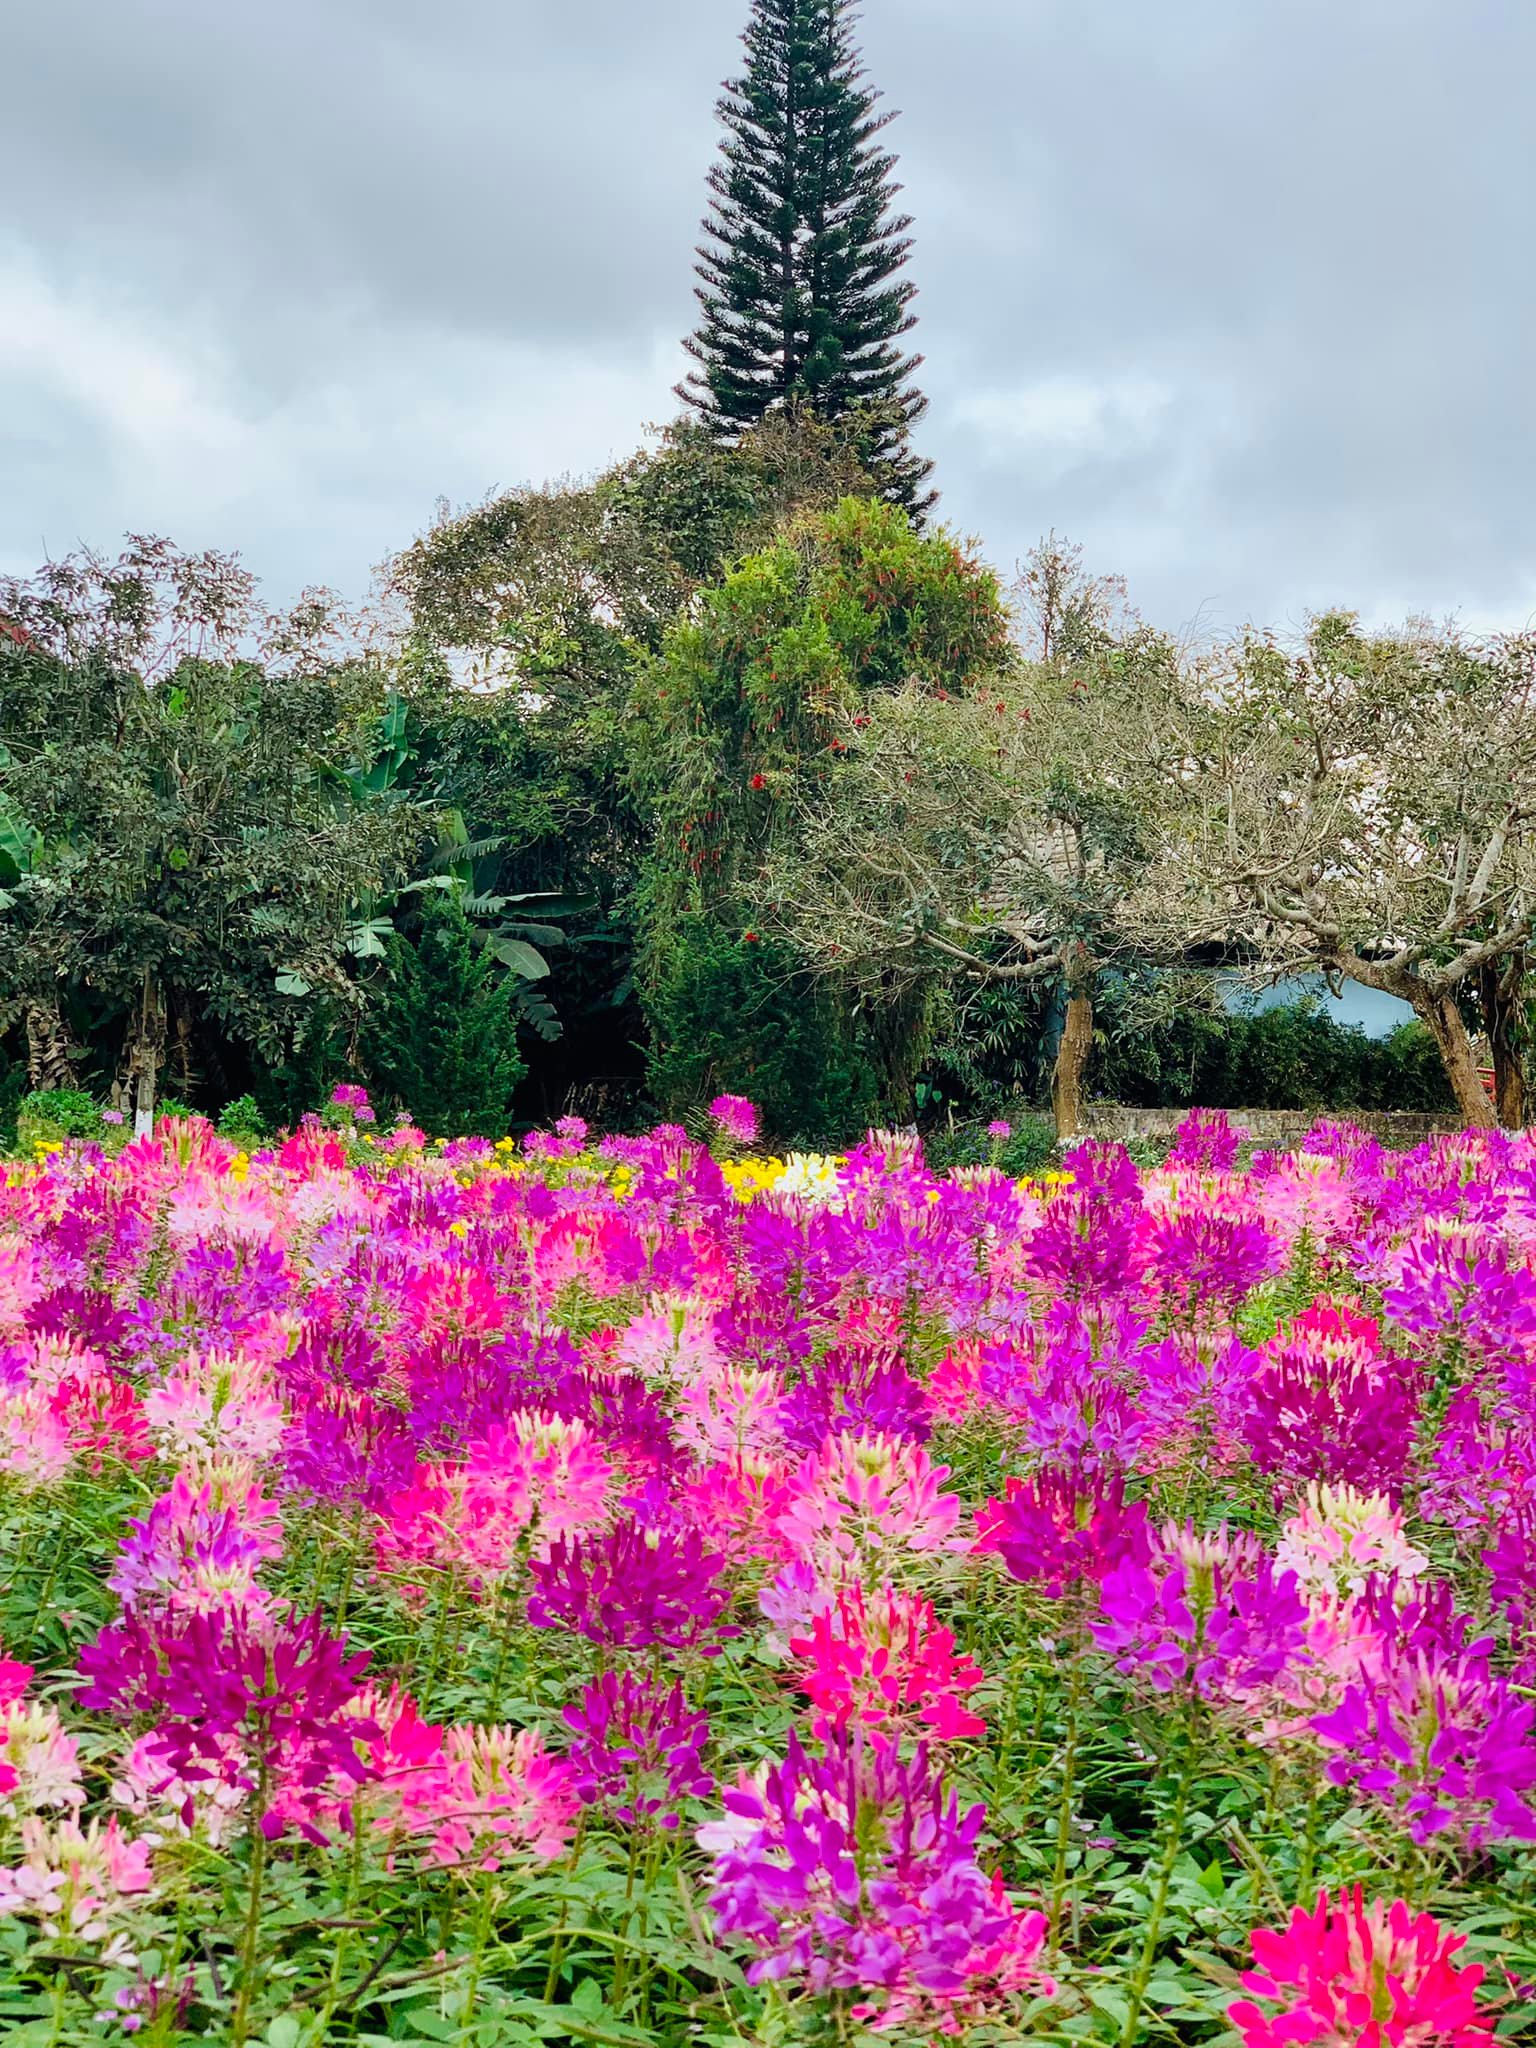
[2,1097,1535,2044]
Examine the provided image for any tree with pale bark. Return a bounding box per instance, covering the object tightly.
[757,639,1184,1135]
[1141,612,1536,1129]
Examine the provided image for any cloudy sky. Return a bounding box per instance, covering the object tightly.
[4,0,1533,639]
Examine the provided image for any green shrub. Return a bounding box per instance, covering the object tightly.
[217,1094,268,1144]
[364,894,527,1138]
[920,1114,1057,1178]
[16,1088,104,1147]
[642,919,879,1148]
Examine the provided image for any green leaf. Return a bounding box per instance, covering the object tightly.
[275,970,313,997]
[486,936,550,981]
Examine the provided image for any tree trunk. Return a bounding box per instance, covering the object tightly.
[1480,957,1526,1129]
[127,970,166,1139]
[1414,987,1497,1129]
[23,999,76,1092]
[1051,986,1094,1140]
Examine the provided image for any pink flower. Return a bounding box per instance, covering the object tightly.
[790,1582,986,1740]
[709,1095,761,1146]
[777,1433,965,1585]
[1274,1483,1429,1602]
[0,1701,84,1814]
[675,1363,785,1459]
[142,1355,285,1462]
[1229,1888,1493,2047]
[0,1815,154,1950]
[387,1722,578,1870]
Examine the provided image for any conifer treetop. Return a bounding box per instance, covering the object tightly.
[679,0,934,513]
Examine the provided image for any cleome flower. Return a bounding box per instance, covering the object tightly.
[1229,1888,1493,2047]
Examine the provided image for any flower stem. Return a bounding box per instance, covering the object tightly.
[229,1763,271,2048]
[1049,1609,1089,1953]
[1118,1701,1198,2047]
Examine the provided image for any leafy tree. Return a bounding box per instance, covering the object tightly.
[679,0,932,509]
[385,415,882,1121]
[0,539,424,1125]
[642,918,876,1144]
[760,630,1184,1135]
[632,496,1011,1119]
[363,893,527,1137]
[1150,614,1536,1128]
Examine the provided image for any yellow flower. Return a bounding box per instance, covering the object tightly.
[449,1220,468,1238]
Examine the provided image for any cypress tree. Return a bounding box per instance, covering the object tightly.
[364,895,527,1138]
[678,0,934,511]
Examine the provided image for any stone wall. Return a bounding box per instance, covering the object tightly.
[1077,1104,1460,1151]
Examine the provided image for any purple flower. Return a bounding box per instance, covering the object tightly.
[709,1095,761,1146]
[701,1729,1048,2014]
[985,1120,1011,1140]
[1385,1228,1536,1378]
[1312,1651,1536,1848]
[77,1606,373,1839]
[977,1467,1150,1598]
[101,1109,125,1127]
[526,1517,734,1651]
[778,1347,931,1454]
[1092,1526,1308,1704]
[563,1671,712,1828]
[109,1474,283,1611]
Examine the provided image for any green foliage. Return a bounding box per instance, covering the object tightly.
[15,1088,103,1146]
[216,1094,268,1143]
[635,497,1010,888]
[0,538,426,1108]
[364,894,528,1137]
[921,1114,1057,1177]
[642,919,878,1145]
[633,497,1012,1123]
[679,0,932,506]
[1093,991,1456,1114]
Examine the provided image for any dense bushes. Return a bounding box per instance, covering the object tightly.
[363,896,528,1138]
[642,919,879,1145]
[1093,1000,1455,1115]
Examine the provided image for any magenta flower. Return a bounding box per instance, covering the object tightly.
[976,1467,1151,1598]
[77,1607,374,1840]
[708,1095,761,1146]
[562,1671,712,1828]
[1243,1302,1420,1495]
[1143,1205,1281,1318]
[700,1729,1050,2024]
[788,1581,986,1740]
[1166,1107,1243,1174]
[1091,1525,1308,1705]
[526,1517,734,1651]
[1022,1150,1146,1302]
[1229,1888,1493,2047]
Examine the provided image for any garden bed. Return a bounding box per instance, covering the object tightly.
[0,1099,1528,2042]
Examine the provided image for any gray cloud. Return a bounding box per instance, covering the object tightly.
[4,0,1534,637]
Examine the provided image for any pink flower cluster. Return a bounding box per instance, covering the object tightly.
[3,1099,1535,2025]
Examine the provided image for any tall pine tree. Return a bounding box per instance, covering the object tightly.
[678,0,933,512]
